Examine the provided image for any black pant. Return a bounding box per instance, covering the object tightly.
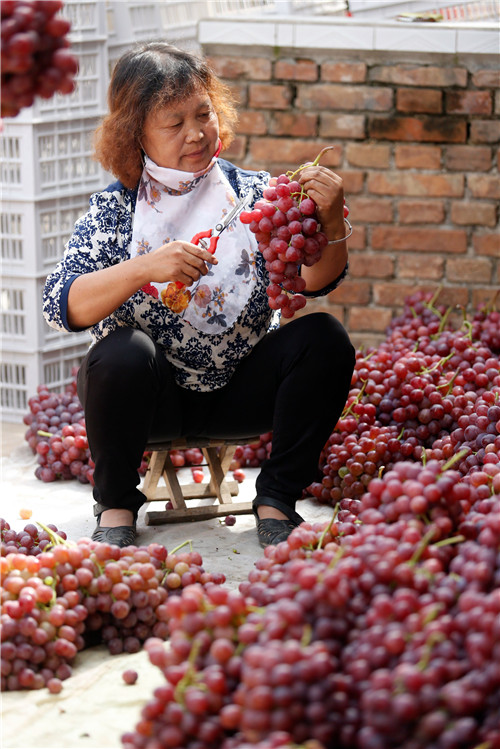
[77,313,355,518]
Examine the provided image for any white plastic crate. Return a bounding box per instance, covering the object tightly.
[61,0,107,38]
[1,194,93,279]
[0,276,88,352]
[3,0,278,421]
[41,342,90,392]
[0,355,29,417]
[0,343,89,422]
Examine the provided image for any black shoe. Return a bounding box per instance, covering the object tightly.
[92,513,137,548]
[252,497,304,548]
[255,517,300,548]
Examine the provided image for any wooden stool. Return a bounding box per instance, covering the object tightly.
[141,437,258,525]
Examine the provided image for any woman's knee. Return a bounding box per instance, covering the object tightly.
[292,312,355,365]
[82,328,163,392]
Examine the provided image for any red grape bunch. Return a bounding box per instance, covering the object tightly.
[240,148,349,319]
[1,0,79,118]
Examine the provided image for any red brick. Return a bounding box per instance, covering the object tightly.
[270,112,318,137]
[297,84,393,112]
[450,202,497,227]
[350,331,386,350]
[468,174,500,200]
[321,61,367,83]
[228,82,247,107]
[472,288,500,309]
[224,135,247,162]
[369,65,467,88]
[373,282,430,307]
[444,145,492,172]
[472,69,500,88]
[349,197,393,223]
[346,143,390,168]
[248,84,292,110]
[394,145,441,169]
[446,257,493,283]
[398,254,444,279]
[473,234,500,258]
[470,120,500,143]
[369,116,466,143]
[346,224,366,250]
[348,251,394,277]
[319,113,366,139]
[207,55,271,81]
[349,306,393,332]
[249,138,341,166]
[237,111,267,136]
[274,59,318,82]
[446,91,492,115]
[368,172,464,198]
[398,200,445,224]
[433,286,469,308]
[328,281,371,305]
[396,88,442,114]
[336,170,365,194]
[371,227,467,253]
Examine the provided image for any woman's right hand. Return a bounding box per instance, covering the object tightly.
[144,240,218,287]
[67,240,217,330]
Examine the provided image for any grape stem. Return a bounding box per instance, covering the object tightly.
[409,527,436,566]
[316,506,340,550]
[36,520,75,548]
[441,448,469,472]
[287,146,336,180]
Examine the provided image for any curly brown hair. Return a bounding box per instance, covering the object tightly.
[93,42,238,189]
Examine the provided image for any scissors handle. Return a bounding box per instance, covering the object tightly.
[174,230,220,289]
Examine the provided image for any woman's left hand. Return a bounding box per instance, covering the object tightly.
[297,164,345,241]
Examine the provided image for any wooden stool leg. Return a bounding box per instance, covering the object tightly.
[142,450,169,501]
[142,442,254,525]
[203,446,235,504]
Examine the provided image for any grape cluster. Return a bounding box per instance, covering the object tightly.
[1,525,226,692]
[240,150,349,319]
[471,300,500,354]
[121,491,500,749]
[230,433,273,470]
[24,381,95,484]
[1,0,79,118]
[308,289,500,510]
[1,517,67,555]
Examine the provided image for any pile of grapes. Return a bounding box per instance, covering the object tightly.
[1,0,78,118]
[1,521,226,693]
[117,468,499,749]
[308,291,499,509]
[240,147,349,319]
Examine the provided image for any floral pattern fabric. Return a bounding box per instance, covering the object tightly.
[42,159,347,392]
[130,157,259,333]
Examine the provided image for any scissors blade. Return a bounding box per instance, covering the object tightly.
[214,188,255,236]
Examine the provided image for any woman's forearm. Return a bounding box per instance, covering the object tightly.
[67,255,151,329]
[301,238,348,292]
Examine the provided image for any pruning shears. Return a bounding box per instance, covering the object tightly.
[175,188,254,289]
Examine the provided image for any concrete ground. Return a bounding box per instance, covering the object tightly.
[1,419,332,749]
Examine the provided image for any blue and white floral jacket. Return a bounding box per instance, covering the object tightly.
[43,159,347,391]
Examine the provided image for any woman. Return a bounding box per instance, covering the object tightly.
[43,42,355,549]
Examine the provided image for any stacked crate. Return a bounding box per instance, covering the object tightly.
[0,0,292,420]
[0,1,178,420]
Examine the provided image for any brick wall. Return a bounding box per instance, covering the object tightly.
[205,46,499,348]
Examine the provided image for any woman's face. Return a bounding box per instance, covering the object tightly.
[141,85,220,172]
